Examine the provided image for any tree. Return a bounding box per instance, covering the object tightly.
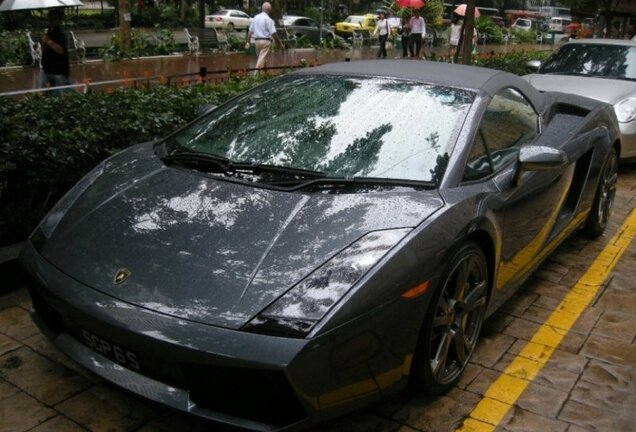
[118,0,131,50]
[565,0,623,37]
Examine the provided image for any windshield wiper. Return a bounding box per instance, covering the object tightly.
[249,164,326,178]
[162,154,327,180]
[277,176,436,190]
[162,151,231,172]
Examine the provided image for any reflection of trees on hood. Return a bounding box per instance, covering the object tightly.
[322,123,392,176]
[542,45,632,78]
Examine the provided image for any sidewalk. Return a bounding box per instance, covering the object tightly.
[0,42,555,94]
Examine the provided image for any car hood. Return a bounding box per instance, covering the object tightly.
[524,73,636,104]
[41,144,444,329]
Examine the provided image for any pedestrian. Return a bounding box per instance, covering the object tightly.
[245,2,284,70]
[40,9,70,94]
[400,16,411,58]
[409,10,426,59]
[373,11,390,59]
[387,11,401,33]
[448,17,461,60]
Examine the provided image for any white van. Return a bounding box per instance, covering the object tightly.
[549,17,572,32]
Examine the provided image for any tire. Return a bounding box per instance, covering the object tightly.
[226,22,235,32]
[411,242,489,395]
[583,148,618,238]
[325,33,334,41]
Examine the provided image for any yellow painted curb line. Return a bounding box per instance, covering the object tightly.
[456,208,636,432]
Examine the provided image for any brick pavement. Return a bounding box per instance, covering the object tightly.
[1,163,635,432]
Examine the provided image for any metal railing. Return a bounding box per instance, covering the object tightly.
[0,64,308,98]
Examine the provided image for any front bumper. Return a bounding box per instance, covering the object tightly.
[20,242,415,431]
[619,120,636,159]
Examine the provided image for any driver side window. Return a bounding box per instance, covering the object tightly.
[479,88,538,172]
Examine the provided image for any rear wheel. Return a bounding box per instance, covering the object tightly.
[226,22,235,32]
[583,148,618,238]
[411,242,488,395]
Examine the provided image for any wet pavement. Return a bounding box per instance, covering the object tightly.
[0,161,635,432]
[0,42,554,94]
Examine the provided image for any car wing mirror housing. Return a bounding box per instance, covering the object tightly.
[526,59,542,72]
[515,145,568,185]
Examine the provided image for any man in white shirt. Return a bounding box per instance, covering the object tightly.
[245,2,283,70]
[408,10,426,59]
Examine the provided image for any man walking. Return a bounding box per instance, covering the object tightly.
[408,10,426,59]
[40,9,70,93]
[245,2,283,70]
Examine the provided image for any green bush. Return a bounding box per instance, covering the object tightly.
[0,30,30,67]
[100,28,177,60]
[0,77,269,246]
[511,28,537,44]
[473,50,551,75]
[474,17,503,44]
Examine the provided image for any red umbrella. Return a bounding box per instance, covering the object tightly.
[396,0,425,8]
[454,4,480,18]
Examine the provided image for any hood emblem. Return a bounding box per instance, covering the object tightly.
[113,268,132,284]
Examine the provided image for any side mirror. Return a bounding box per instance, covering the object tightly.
[526,60,542,72]
[515,145,568,185]
[198,103,217,116]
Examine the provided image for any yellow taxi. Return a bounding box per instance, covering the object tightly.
[335,14,378,38]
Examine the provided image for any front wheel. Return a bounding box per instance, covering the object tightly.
[411,242,488,395]
[583,148,618,238]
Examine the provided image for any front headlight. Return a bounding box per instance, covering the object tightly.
[614,97,636,123]
[38,162,105,238]
[242,229,411,338]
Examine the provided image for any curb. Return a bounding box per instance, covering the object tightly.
[0,242,26,294]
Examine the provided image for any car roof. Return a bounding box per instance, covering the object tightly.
[296,60,528,97]
[566,38,636,47]
[214,9,244,14]
[283,15,313,22]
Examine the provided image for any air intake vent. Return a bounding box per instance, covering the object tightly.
[554,103,590,118]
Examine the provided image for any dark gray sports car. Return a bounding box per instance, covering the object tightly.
[21,61,620,431]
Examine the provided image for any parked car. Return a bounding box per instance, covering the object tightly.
[204,9,252,31]
[549,16,572,32]
[282,15,335,44]
[21,60,619,432]
[335,13,377,38]
[511,18,533,31]
[525,38,636,159]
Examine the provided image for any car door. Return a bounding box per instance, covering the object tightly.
[231,11,249,29]
[476,88,574,290]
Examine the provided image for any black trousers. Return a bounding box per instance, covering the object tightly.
[409,33,422,58]
[377,34,388,59]
[401,35,410,57]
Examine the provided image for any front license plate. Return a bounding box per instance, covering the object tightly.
[79,328,141,372]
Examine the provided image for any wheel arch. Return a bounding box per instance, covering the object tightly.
[458,229,497,311]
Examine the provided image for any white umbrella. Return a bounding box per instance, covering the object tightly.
[0,0,83,11]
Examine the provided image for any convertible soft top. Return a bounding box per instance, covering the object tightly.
[298,60,539,99]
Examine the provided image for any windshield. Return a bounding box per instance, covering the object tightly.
[539,44,636,80]
[163,75,475,184]
[345,17,362,24]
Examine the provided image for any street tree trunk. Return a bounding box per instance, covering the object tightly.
[118,0,131,51]
[460,0,476,65]
[271,0,282,26]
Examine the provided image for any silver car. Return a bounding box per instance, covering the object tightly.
[525,38,636,159]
